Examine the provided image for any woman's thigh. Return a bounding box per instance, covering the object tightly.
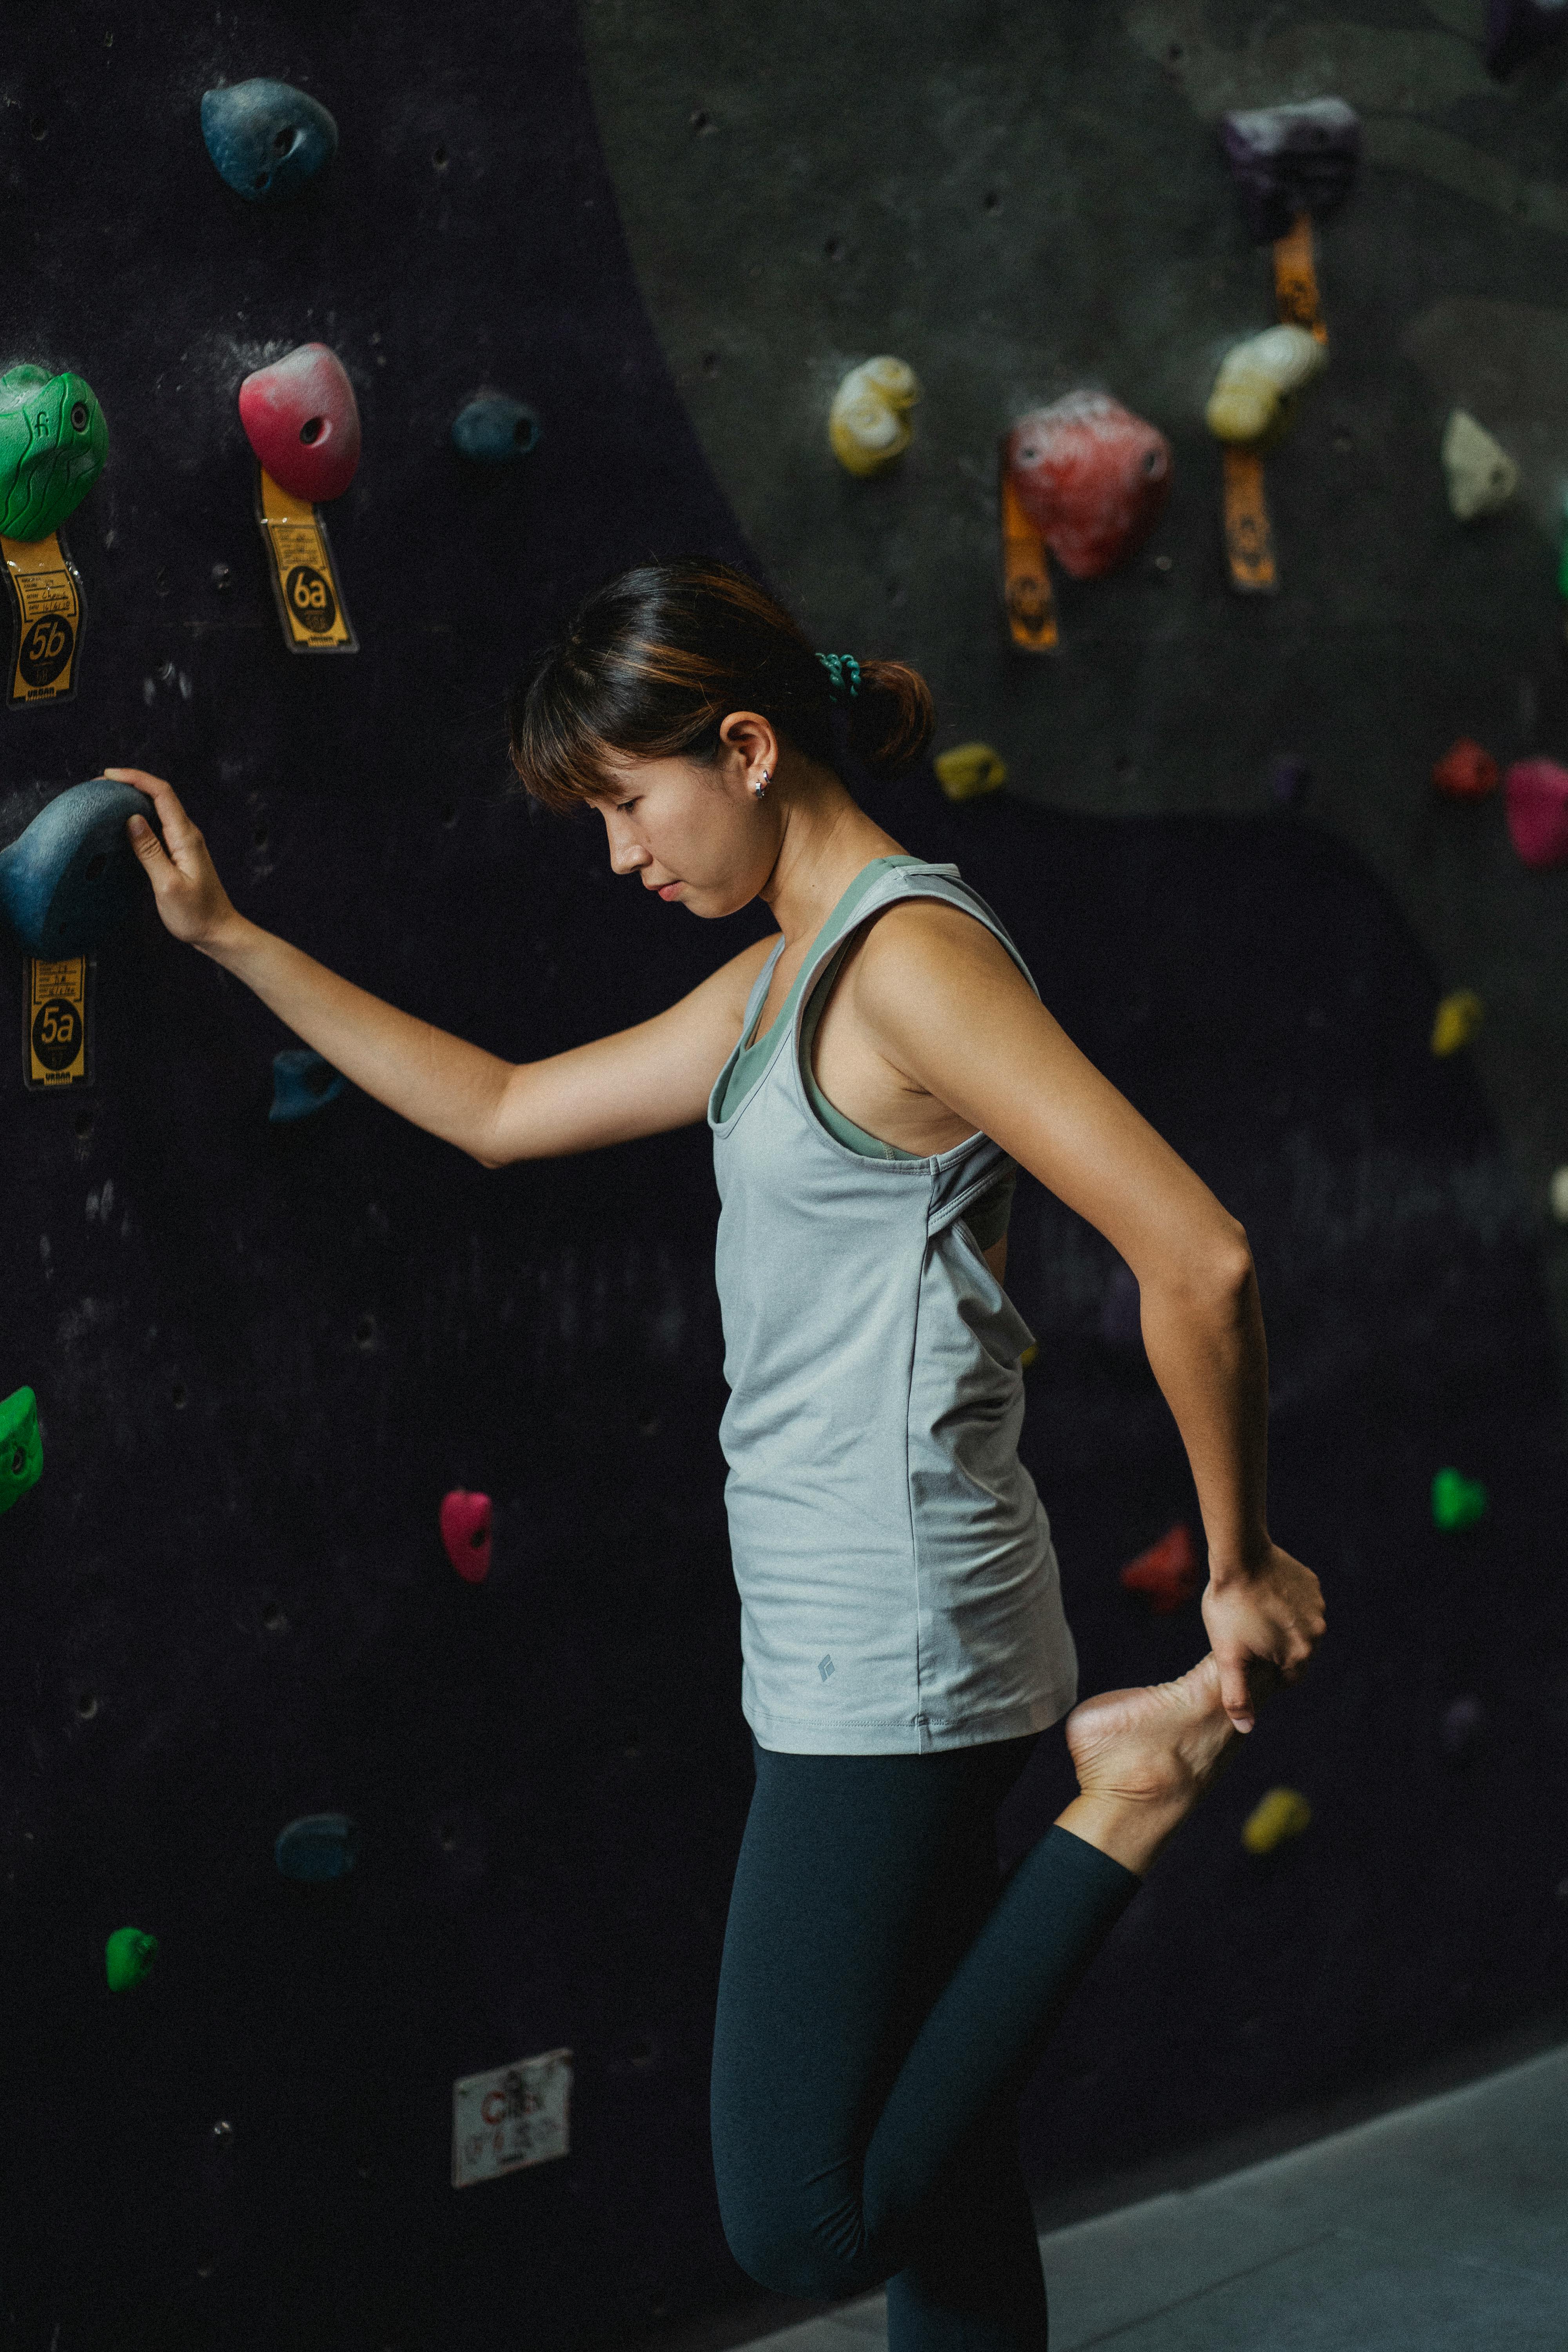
[711,1734,1034,2298]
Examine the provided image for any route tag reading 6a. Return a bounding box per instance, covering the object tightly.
[254,464,357,654]
[24,956,90,1089]
[2,529,84,710]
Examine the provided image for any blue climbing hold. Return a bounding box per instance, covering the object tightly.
[274,1813,360,1882]
[200,79,338,203]
[270,1048,345,1123]
[452,394,541,465]
[0,778,155,956]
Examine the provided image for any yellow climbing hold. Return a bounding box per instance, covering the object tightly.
[829,357,920,478]
[1431,990,1483,1057]
[935,743,1008,802]
[1018,1341,1039,1370]
[1205,324,1326,449]
[1242,1786,1312,1857]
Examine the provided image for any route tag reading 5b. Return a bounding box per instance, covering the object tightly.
[2,529,84,710]
[254,465,356,654]
[24,956,90,1089]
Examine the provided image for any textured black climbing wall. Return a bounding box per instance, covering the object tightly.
[2,6,1567,2352]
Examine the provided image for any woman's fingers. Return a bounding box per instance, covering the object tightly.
[104,767,202,866]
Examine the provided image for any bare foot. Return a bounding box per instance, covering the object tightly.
[1055,1655,1251,1877]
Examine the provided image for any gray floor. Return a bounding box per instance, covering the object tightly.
[733,2045,1568,2352]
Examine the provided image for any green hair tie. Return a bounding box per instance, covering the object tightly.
[817,652,861,702]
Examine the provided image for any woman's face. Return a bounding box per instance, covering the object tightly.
[589,721,777,918]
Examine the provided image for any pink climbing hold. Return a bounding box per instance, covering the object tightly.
[1004,394,1172,580]
[439,1490,492,1584]
[1432,739,1499,801]
[1119,1523,1200,1614]
[238,343,361,503]
[1504,758,1568,871]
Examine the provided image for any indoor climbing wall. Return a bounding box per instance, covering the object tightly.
[4,5,1568,2352]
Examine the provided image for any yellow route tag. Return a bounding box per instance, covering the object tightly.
[2,529,84,710]
[999,457,1058,653]
[1272,213,1327,347]
[24,955,90,1089]
[1222,447,1278,595]
[254,465,357,654]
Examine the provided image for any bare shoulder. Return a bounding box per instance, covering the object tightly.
[847,895,1031,1011]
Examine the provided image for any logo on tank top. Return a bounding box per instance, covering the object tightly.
[818,1655,836,1682]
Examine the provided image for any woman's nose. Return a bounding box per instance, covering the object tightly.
[606,822,648,875]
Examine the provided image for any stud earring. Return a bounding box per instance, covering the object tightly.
[752,768,771,800]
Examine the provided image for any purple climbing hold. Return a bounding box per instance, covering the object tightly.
[1267,753,1311,807]
[1439,1694,1485,1761]
[1486,0,1568,78]
[1219,100,1361,245]
[1099,1262,1143,1350]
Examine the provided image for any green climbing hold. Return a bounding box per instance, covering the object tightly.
[0,365,108,543]
[105,1926,159,1991]
[0,1387,42,1515]
[1432,1467,1487,1531]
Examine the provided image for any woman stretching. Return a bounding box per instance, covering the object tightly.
[116,561,1323,2351]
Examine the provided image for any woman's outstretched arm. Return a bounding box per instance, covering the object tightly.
[115,768,768,1165]
[847,898,1325,1734]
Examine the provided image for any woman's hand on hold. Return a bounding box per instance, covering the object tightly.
[1201,1544,1325,1733]
[108,768,241,953]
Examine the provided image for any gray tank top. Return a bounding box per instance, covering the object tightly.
[708,857,1079,1755]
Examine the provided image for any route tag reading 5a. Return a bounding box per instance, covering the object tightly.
[254,465,356,654]
[2,530,84,710]
[24,955,90,1089]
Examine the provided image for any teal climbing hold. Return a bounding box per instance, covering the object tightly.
[452,394,541,464]
[201,80,338,203]
[0,779,157,957]
[270,1048,345,1123]
[0,365,108,543]
[0,1387,41,1515]
[275,1813,360,1882]
[1432,1467,1487,1531]
[105,1926,159,1991]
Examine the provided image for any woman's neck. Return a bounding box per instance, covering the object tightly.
[757,756,906,946]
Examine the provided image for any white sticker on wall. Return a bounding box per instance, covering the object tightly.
[452,2047,572,2189]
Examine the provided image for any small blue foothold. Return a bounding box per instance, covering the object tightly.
[452,394,541,465]
[201,80,338,203]
[270,1048,345,1123]
[274,1813,360,1882]
[0,778,156,956]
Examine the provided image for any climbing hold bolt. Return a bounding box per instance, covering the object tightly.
[200,80,338,203]
[1486,0,1568,80]
[1242,1787,1312,1856]
[935,744,1007,803]
[1504,758,1568,871]
[829,358,920,478]
[1432,740,1499,801]
[1430,990,1483,1057]
[239,344,361,504]
[1432,1467,1487,1531]
[0,778,156,958]
[1119,1524,1200,1615]
[274,1813,360,1881]
[440,1490,493,1584]
[1441,411,1517,522]
[0,365,108,543]
[104,1926,159,1991]
[452,394,541,464]
[269,1048,345,1123]
[1206,327,1326,450]
[1005,394,1172,580]
[0,1387,42,1515]
[1218,99,1361,245]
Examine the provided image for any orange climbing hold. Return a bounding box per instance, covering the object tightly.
[440,1490,492,1583]
[1004,394,1172,580]
[1432,740,1499,800]
[1119,1523,1200,1614]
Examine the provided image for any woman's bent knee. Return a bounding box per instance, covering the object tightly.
[719,2186,882,2301]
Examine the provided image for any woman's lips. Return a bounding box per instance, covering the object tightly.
[658,882,682,900]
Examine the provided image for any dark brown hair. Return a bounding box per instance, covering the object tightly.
[508,561,934,813]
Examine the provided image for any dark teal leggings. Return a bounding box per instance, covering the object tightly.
[711,1735,1138,2352]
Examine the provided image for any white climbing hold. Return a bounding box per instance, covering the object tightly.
[1441,410,1517,521]
[1205,325,1326,448]
[1549,1165,1568,1223]
[829,357,920,477]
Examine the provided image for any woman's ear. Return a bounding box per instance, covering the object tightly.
[716,710,779,794]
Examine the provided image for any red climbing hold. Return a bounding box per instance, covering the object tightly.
[1120,1523,1201,1613]
[1432,740,1499,801]
[1004,394,1172,580]
[440,1490,492,1583]
[238,343,361,503]
[1505,758,1568,870]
